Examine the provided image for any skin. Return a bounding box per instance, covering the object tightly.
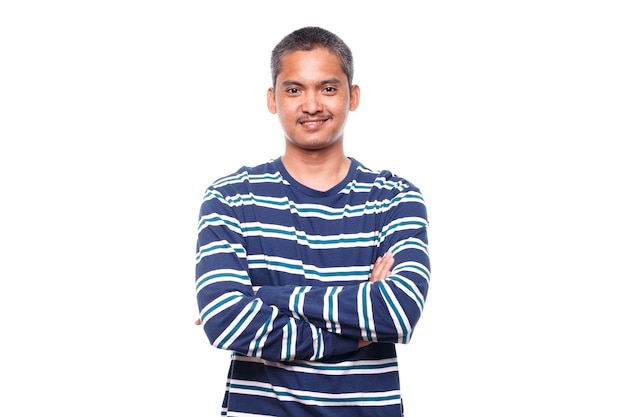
[267,48,360,192]
[196,47,393,347]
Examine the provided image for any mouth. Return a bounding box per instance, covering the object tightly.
[298,115,331,128]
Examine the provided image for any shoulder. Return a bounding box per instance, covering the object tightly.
[352,159,428,223]
[352,159,423,196]
[207,158,282,193]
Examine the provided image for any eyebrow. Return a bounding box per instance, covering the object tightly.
[279,78,344,88]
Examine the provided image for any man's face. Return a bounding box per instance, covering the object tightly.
[267,48,360,152]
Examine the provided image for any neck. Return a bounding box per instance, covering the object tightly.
[281,147,351,192]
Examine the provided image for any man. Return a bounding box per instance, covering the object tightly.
[195,26,430,416]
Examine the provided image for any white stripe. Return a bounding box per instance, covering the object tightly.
[224,193,423,220]
[247,306,278,358]
[233,355,399,376]
[214,172,282,188]
[289,286,310,320]
[198,213,242,234]
[196,240,246,264]
[195,269,250,293]
[201,292,244,322]
[381,216,428,238]
[247,254,368,283]
[391,263,429,301]
[358,283,376,341]
[380,280,411,343]
[308,322,324,360]
[224,193,290,209]
[228,379,401,407]
[323,286,342,333]
[226,411,276,417]
[242,224,379,249]
[281,318,297,361]
[391,237,429,258]
[214,299,262,349]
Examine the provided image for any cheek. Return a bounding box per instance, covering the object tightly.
[276,102,299,120]
[328,97,352,114]
[277,110,296,127]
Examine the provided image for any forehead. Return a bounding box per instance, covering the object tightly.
[276,48,347,84]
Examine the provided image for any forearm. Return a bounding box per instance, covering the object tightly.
[197,281,360,361]
[256,235,430,344]
[196,196,361,361]
[196,240,361,361]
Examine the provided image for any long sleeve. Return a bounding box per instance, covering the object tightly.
[255,188,430,344]
[195,187,360,362]
[196,158,429,417]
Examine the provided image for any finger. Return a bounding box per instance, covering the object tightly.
[383,254,395,272]
[370,259,389,282]
[370,253,395,282]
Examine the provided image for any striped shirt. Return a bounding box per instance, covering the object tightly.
[195,157,430,416]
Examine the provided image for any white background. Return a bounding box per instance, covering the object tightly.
[1,1,625,416]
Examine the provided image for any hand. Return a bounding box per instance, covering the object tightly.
[369,252,394,282]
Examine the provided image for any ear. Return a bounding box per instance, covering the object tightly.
[349,84,360,111]
[267,87,277,114]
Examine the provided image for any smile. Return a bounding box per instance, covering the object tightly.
[298,116,331,126]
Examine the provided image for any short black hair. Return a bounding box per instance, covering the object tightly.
[270,26,354,88]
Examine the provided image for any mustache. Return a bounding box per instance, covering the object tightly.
[297,114,332,123]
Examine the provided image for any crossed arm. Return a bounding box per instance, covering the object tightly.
[194,251,395,349]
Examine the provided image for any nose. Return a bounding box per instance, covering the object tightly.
[301,91,322,114]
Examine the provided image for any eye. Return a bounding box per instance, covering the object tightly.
[323,86,337,93]
[286,88,300,94]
